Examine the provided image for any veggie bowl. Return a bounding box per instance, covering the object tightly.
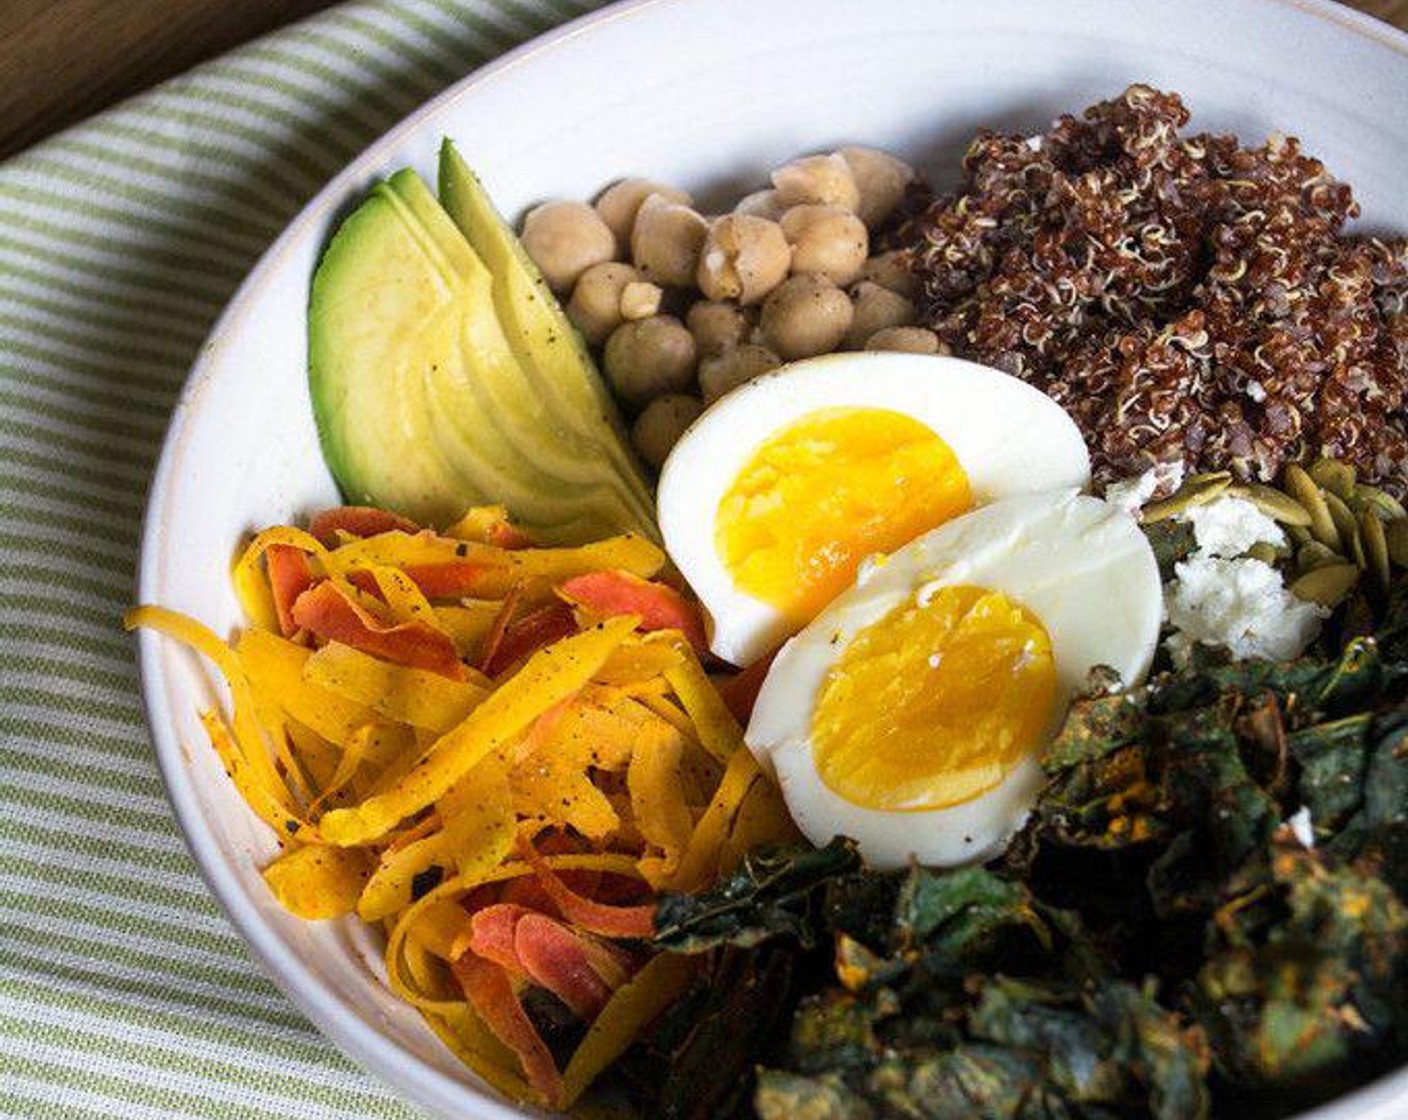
[132,1,1408,1118]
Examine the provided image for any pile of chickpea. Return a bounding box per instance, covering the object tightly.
[517,148,946,470]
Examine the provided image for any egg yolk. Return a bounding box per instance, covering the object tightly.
[715,408,972,627]
[811,585,1057,811]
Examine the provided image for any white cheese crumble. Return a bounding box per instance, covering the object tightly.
[1180,495,1286,558]
[1285,806,1316,849]
[1104,460,1185,514]
[1164,556,1326,668]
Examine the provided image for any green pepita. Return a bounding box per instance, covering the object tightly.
[1140,473,1232,523]
[1360,511,1390,594]
[1308,457,1356,501]
[1225,482,1313,527]
[1296,541,1343,576]
[1243,541,1280,566]
[1322,490,1362,565]
[1349,484,1407,522]
[1289,563,1360,608]
[1283,464,1339,550]
[1387,519,1408,569]
[1286,523,1312,546]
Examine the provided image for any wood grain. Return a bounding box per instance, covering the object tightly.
[0,0,337,158]
[0,0,1403,161]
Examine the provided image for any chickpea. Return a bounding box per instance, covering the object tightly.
[860,249,919,298]
[780,205,869,287]
[566,262,641,345]
[603,315,697,405]
[759,274,853,360]
[686,300,752,358]
[520,200,616,293]
[696,215,791,305]
[594,178,692,255]
[632,394,703,470]
[837,146,916,229]
[734,189,785,222]
[771,153,861,212]
[844,281,917,349]
[631,195,709,288]
[619,281,662,321]
[699,343,781,404]
[865,326,946,355]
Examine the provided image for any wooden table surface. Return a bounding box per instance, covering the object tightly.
[0,0,1404,160]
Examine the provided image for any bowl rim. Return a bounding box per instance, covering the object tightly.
[132,1,1408,1118]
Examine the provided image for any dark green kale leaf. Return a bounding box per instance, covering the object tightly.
[652,839,861,953]
[653,573,1408,1120]
[1193,836,1408,1102]
[970,978,1210,1120]
[893,864,1049,970]
[629,946,798,1120]
[761,976,1208,1120]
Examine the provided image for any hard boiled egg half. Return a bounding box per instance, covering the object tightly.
[657,353,1091,665]
[747,490,1162,869]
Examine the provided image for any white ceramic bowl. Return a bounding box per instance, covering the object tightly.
[135,1,1408,1117]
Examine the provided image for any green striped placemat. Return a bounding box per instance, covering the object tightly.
[0,2,605,1116]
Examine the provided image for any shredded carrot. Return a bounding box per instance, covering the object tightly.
[291,580,466,681]
[560,569,708,653]
[267,545,315,637]
[309,505,420,545]
[133,506,790,1110]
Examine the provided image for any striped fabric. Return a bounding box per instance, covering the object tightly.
[0,2,605,1116]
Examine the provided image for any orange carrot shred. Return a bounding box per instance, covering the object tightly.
[308,506,420,546]
[290,580,465,681]
[266,545,314,638]
[477,585,523,674]
[559,570,708,653]
[715,648,780,724]
[452,953,563,1107]
[484,603,578,678]
[403,562,496,600]
[522,841,654,939]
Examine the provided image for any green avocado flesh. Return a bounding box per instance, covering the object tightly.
[308,142,657,545]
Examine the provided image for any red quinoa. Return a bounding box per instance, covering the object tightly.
[906,85,1407,497]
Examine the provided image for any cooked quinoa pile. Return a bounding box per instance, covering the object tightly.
[907,84,1407,497]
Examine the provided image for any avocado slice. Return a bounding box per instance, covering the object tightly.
[437,140,653,503]
[309,162,658,544]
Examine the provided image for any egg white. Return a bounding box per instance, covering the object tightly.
[746,489,1162,869]
[657,352,1092,666]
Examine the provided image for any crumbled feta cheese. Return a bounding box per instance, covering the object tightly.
[1105,470,1158,513]
[1246,379,1267,403]
[1285,806,1315,848]
[1164,556,1326,668]
[1103,460,1185,514]
[1180,495,1285,558]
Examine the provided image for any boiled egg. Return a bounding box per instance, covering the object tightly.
[746,489,1162,869]
[656,352,1091,666]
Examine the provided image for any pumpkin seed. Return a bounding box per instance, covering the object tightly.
[1289,563,1359,608]
[1386,519,1408,569]
[1140,474,1232,523]
[1360,511,1390,594]
[1225,482,1313,526]
[1283,464,1339,549]
[1244,542,1280,566]
[1286,524,1312,546]
[1322,490,1362,565]
[1309,457,1356,501]
[1184,470,1233,487]
[1349,484,1407,522]
[1296,541,1343,575]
